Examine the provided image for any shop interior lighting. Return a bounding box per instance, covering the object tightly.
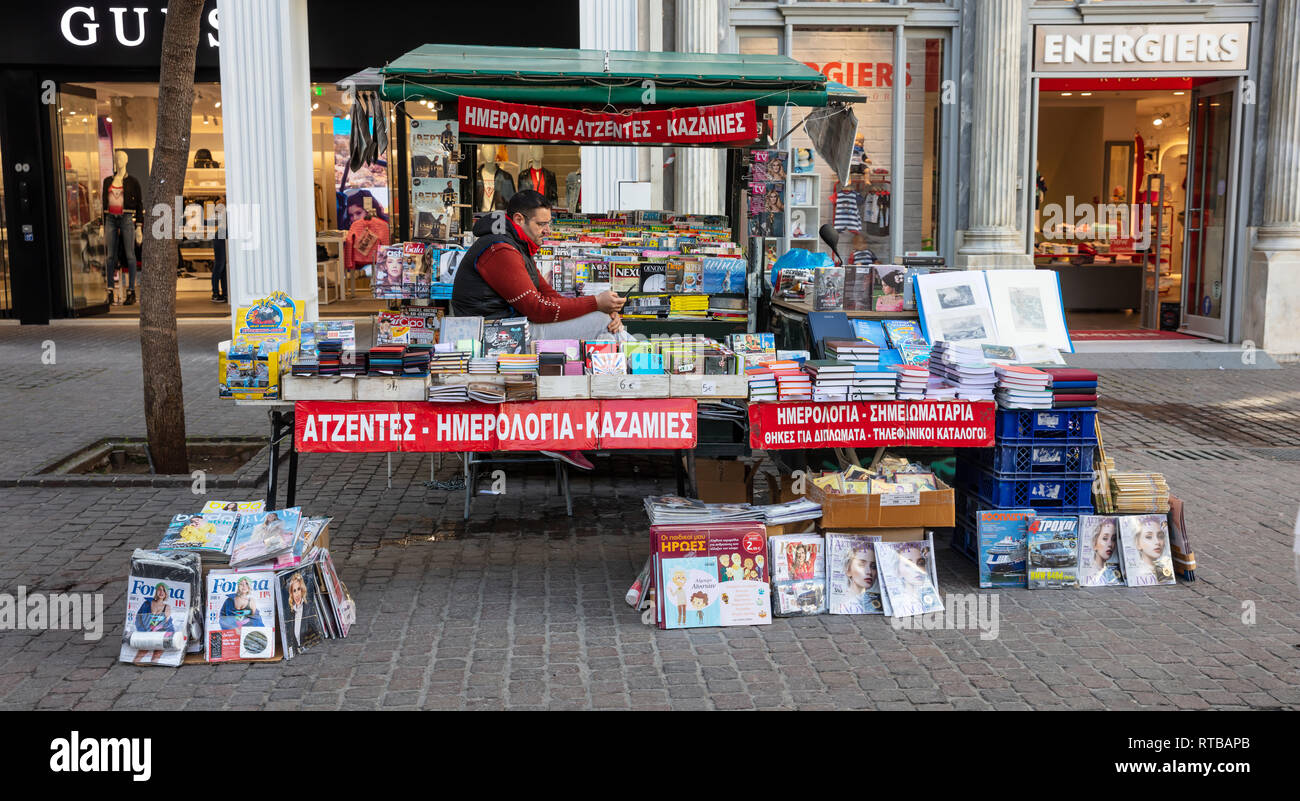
[1080,92,1092,96]
[1061,92,1073,96]
[1173,91,1185,96]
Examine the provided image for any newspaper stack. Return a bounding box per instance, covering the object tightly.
[1110,472,1171,513]
[643,495,765,525]
[759,498,822,525]
[428,382,469,402]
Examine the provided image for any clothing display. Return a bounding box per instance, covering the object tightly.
[101,174,144,216]
[451,213,597,322]
[517,166,559,205]
[343,215,391,270]
[475,167,517,212]
[833,189,863,233]
[104,211,138,292]
[565,171,582,212]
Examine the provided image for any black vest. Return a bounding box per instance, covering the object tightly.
[451,214,542,319]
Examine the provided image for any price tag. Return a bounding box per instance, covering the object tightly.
[700,381,717,395]
[385,379,398,392]
[618,378,640,392]
[880,490,920,507]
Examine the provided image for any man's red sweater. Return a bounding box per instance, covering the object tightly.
[476,220,597,324]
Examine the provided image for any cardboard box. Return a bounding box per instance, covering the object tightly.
[695,459,755,504]
[819,526,926,543]
[765,520,818,538]
[764,473,804,504]
[807,478,955,528]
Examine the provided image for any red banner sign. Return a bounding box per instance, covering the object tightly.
[748,401,996,450]
[295,399,698,453]
[458,97,757,145]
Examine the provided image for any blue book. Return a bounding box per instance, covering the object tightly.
[1051,380,1098,390]
[878,349,903,368]
[976,509,1034,589]
[851,319,889,349]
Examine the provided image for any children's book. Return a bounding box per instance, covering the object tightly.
[204,570,277,662]
[652,522,771,629]
[1027,516,1080,589]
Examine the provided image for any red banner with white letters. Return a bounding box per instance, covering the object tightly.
[748,400,996,450]
[457,97,757,145]
[295,399,698,453]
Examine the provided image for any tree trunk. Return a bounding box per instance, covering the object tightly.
[140,0,204,474]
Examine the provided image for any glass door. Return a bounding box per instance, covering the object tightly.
[1180,79,1240,340]
[52,86,108,313]
[0,133,11,315]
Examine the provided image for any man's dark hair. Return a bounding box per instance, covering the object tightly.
[507,189,551,219]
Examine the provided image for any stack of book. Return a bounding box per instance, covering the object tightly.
[764,359,809,401]
[746,366,777,402]
[925,379,958,400]
[468,382,506,403]
[498,353,539,374]
[365,345,405,376]
[469,356,498,375]
[824,339,879,368]
[402,345,431,377]
[317,340,343,376]
[929,341,996,400]
[994,364,1053,409]
[622,295,670,319]
[428,382,469,402]
[504,375,537,402]
[1110,472,1171,513]
[339,352,367,377]
[848,368,898,400]
[1045,367,1100,408]
[891,364,929,400]
[669,294,709,319]
[805,360,855,402]
[291,358,318,377]
[429,349,471,374]
[708,296,748,322]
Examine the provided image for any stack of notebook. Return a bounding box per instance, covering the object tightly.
[849,368,898,401]
[468,356,497,375]
[824,339,880,369]
[428,382,469,402]
[1110,472,1171,513]
[891,364,929,400]
[805,360,855,402]
[775,371,812,401]
[1044,367,1099,407]
[498,353,539,374]
[339,352,368,377]
[746,366,777,402]
[429,348,471,374]
[317,340,343,376]
[366,344,406,376]
[402,345,431,377]
[994,364,1053,409]
[929,341,996,401]
[669,295,709,319]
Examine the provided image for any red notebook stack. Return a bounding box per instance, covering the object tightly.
[1043,367,1099,408]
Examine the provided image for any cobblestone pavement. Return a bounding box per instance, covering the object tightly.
[0,323,1296,710]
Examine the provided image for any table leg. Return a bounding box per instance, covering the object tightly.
[266,410,281,511]
[674,450,686,496]
[685,448,698,499]
[286,411,298,508]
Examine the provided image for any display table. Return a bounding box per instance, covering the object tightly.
[769,298,919,352]
[770,298,921,319]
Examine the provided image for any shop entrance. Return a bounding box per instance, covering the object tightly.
[1180,79,1239,341]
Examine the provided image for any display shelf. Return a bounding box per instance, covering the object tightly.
[770,297,918,319]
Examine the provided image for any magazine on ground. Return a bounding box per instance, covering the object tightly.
[652,522,771,629]
[119,550,201,667]
[158,511,238,559]
[1027,516,1079,589]
[874,538,943,618]
[204,570,277,662]
[275,563,328,658]
[977,509,1033,589]
[229,508,302,568]
[201,500,265,514]
[1078,515,1124,586]
[1118,514,1177,587]
[826,533,884,614]
[316,550,355,638]
[769,533,826,617]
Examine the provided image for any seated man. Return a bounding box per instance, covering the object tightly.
[452,189,626,470]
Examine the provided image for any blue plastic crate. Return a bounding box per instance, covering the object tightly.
[969,442,1096,477]
[995,408,1099,445]
[950,522,978,563]
[957,462,1096,510]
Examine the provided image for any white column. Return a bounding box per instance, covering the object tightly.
[580,0,640,214]
[217,0,317,320]
[675,0,725,216]
[1245,0,1300,352]
[957,0,1032,268]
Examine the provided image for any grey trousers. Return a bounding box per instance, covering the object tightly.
[530,311,628,342]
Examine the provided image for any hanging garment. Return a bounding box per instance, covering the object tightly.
[861,192,880,226]
[833,190,862,233]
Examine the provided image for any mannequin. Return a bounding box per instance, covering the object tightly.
[474,143,516,212]
[565,170,581,213]
[516,145,558,205]
[102,150,144,306]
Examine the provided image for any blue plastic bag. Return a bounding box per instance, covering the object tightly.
[769,248,833,291]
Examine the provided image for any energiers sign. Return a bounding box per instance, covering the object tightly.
[1034,23,1249,73]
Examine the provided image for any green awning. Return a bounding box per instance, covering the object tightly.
[377,45,864,107]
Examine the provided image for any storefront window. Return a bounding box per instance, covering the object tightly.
[903,35,944,254]
[54,87,107,311]
[791,27,896,264]
[0,134,10,315]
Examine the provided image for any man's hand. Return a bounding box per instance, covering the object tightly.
[595,290,625,314]
[606,312,624,334]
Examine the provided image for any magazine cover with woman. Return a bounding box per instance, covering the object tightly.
[229,508,301,568]
[158,511,238,557]
[769,534,826,617]
[827,533,884,615]
[1118,515,1177,587]
[1079,515,1125,586]
[205,571,277,662]
[276,564,328,658]
[118,550,200,667]
[874,540,944,618]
